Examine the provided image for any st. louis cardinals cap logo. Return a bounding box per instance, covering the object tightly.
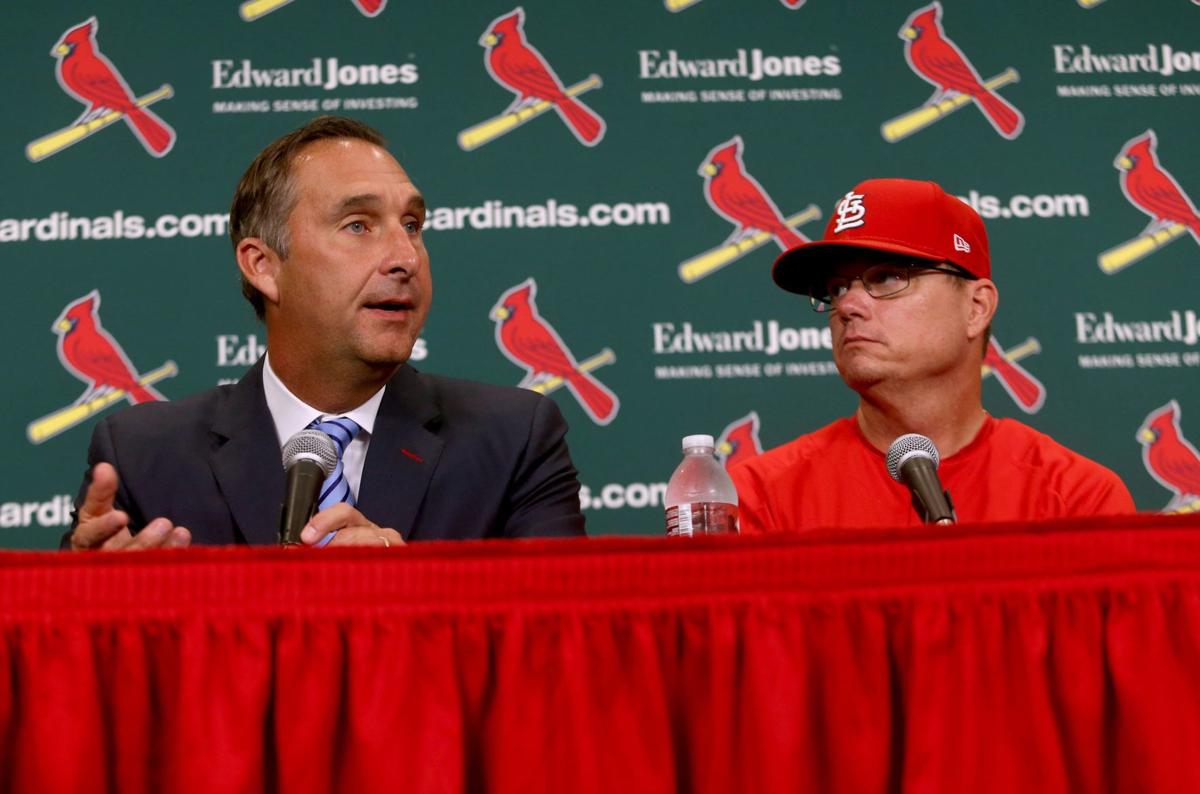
[239,0,386,22]
[716,411,764,470]
[678,135,820,284]
[832,191,867,234]
[1098,130,1200,275]
[27,17,175,163]
[1137,400,1200,514]
[459,7,606,151]
[27,290,178,444]
[882,1,1023,143]
[490,278,619,426]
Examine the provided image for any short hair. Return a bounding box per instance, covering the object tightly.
[229,116,387,320]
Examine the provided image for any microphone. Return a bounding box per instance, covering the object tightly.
[886,433,956,525]
[279,429,339,546]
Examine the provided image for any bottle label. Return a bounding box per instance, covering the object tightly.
[666,504,694,537]
[666,502,739,537]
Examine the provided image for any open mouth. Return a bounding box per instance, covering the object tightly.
[364,298,414,314]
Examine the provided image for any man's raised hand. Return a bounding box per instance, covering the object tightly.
[69,462,191,551]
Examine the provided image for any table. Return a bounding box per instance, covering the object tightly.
[3,512,1199,793]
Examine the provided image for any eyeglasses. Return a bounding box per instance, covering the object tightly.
[809,263,973,313]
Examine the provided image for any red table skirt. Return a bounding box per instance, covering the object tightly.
[3,512,1200,793]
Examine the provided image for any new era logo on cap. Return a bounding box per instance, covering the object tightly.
[953,234,971,253]
[833,190,867,233]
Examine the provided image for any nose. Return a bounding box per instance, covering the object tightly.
[381,220,423,277]
[832,278,872,320]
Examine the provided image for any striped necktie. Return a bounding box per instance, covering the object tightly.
[308,416,361,547]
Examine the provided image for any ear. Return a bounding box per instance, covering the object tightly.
[965,278,998,343]
[236,237,282,307]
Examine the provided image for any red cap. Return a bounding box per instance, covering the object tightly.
[772,178,990,295]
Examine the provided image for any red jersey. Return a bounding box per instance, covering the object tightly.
[730,416,1136,533]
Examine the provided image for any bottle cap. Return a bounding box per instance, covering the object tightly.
[681,434,715,451]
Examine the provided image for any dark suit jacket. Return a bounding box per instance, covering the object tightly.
[74,359,586,544]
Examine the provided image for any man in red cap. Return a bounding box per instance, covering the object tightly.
[730,178,1134,531]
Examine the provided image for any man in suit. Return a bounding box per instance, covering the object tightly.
[68,116,585,550]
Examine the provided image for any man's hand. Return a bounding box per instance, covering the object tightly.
[69,462,191,551]
[299,503,404,548]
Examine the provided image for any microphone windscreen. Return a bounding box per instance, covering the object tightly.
[886,433,941,482]
[281,428,339,476]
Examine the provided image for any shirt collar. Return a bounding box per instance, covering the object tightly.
[261,353,385,447]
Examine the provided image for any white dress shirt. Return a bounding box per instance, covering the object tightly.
[261,353,386,501]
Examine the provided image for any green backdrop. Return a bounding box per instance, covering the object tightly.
[3,0,1198,547]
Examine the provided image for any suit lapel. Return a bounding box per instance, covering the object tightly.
[209,359,283,545]
[357,365,444,541]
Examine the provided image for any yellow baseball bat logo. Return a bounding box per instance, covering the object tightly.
[678,205,821,284]
[26,85,174,163]
[27,360,178,444]
[1168,497,1200,514]
[528,349,615,395]
[1098,223,1188,275]
[881,69,1019,144]
[458,75,602,151]
[239,0,295,21]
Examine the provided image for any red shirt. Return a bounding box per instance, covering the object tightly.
[730,416,1136,532]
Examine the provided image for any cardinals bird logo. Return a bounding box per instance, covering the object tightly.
[28,17,176,163]
[56,291,165,405]
[1099,130,1200,274]
[882,2,1023,143]
[982,336,1046,414]
[238,0,386,22]
[490,279,619,426]
[716,411,764,470]
[27,291,178,444]
[1138,400,1200,513]
[678,135,820,284]
[459,7,605,151]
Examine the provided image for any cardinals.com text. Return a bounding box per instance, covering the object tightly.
[579,482,668,511]
[0,495,73,529]
[425,199,670,232]
[957,191,1090,220]
[0,211,229,244]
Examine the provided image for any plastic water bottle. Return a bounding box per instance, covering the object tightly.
[665,434,739,536]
